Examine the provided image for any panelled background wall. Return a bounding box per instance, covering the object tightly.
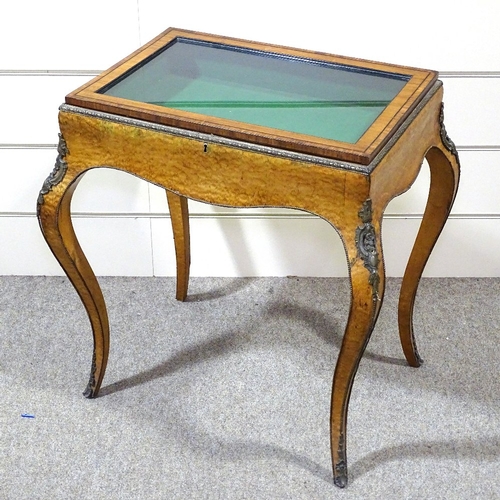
[1,1,499,277]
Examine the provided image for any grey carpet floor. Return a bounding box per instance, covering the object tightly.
[1,276,499,499]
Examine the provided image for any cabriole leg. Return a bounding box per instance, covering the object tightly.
[398,123,460,366]
[329,200,385,487]
[37,135,109,398]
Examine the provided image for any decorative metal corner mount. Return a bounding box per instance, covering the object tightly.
[83,351,97,399]
[355,199,380,300]
[37,133,69,206]
[334,431,348,488]
[439,103,460,165]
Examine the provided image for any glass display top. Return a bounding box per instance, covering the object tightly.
[65,28,437,164]
[99,38,409,145]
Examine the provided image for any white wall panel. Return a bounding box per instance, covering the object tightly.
[0,1,140,70]
[2,215,497,278]
[137,0,500,71]
[450,151,500,215]
[149,215,500,279]
[70,168,151,215]
[0,217,63,275]
[0,1,498,278]
[67,217,153,276]
[0,148,56,212]
[441,77,500,147]
[151,217,348,277]
[386,151,500,217]
[0,216,153,276]
[383,218,500,278]
[0,75,91,144]
[0,150,151,214]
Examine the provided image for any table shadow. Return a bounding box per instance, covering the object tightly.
[350,436,500,483]
[266,301,407,367]
[185,277,259,302]
[101,298,406,397]
[99,330,242,397]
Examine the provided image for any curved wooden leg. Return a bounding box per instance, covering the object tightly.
[398,143,460,366]
[329,202,385,488]
[37,148,109,398]
[166,191,191,301]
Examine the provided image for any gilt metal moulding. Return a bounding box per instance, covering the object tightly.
[355,199,380,299]
[37,133,68,206]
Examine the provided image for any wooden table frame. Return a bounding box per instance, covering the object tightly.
[36,30,460,488]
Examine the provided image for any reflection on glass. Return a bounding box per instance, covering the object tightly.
[100,38,409,144]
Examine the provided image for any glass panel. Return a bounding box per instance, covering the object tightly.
[100,38,410,144]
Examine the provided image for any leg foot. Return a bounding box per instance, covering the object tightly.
[333,456,348,488]
[83,353,98,398]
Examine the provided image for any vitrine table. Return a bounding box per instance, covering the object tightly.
[37,28,460,488]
